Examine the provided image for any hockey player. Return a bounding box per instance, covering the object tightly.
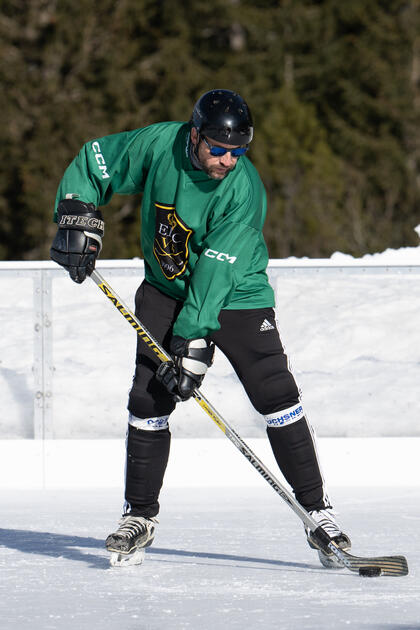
[50,89,350,567]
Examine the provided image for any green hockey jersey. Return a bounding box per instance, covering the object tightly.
[54,122,274,338]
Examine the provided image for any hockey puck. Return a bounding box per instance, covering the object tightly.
[359,566,382,577]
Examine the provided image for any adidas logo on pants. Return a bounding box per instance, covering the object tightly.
[260,318,275,332]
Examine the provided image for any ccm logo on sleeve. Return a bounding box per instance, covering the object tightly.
[92,141,110,179]
[204,249,237,264]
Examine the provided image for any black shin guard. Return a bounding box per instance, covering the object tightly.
[267,418,329,511]
[124,425,171,518]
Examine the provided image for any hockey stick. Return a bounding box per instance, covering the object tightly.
[90,269,408,577]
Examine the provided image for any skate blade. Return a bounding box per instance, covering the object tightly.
[109,547,146,567]
[317,549,345,569]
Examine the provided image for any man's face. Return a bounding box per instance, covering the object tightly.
[190,127,240,180]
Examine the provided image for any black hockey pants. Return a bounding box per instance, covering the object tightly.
[125,281,329,517]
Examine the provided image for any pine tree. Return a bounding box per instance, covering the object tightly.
[0,0,419,260]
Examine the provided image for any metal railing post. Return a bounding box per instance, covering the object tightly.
[32,270,53,439]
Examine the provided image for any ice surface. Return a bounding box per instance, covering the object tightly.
[0,486,419,630]
[1,234,420,628]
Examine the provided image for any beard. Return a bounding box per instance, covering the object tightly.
[202,163,236,180]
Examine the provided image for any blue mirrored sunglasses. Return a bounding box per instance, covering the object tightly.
[201,136,248,157]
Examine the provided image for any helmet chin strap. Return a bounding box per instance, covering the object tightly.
[189,133,204,171]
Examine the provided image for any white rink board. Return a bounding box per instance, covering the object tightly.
[0,437,419,490]
[1,258,420,440]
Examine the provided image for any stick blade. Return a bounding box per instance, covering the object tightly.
[340,551,408,577]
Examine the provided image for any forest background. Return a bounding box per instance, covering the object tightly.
[1,0,420,261]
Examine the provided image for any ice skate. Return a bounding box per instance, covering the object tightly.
[305,508,351,569]
[105,515,158,567]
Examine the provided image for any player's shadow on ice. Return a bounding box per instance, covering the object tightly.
[0,528,315,572]
[0,528,110,569]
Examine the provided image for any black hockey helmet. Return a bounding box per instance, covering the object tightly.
[191,89,253,145]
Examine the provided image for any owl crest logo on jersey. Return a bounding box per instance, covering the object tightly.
[153,202,193,280]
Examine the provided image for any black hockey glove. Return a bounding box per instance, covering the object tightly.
[156,336,215,401]
[50,199,105,283]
